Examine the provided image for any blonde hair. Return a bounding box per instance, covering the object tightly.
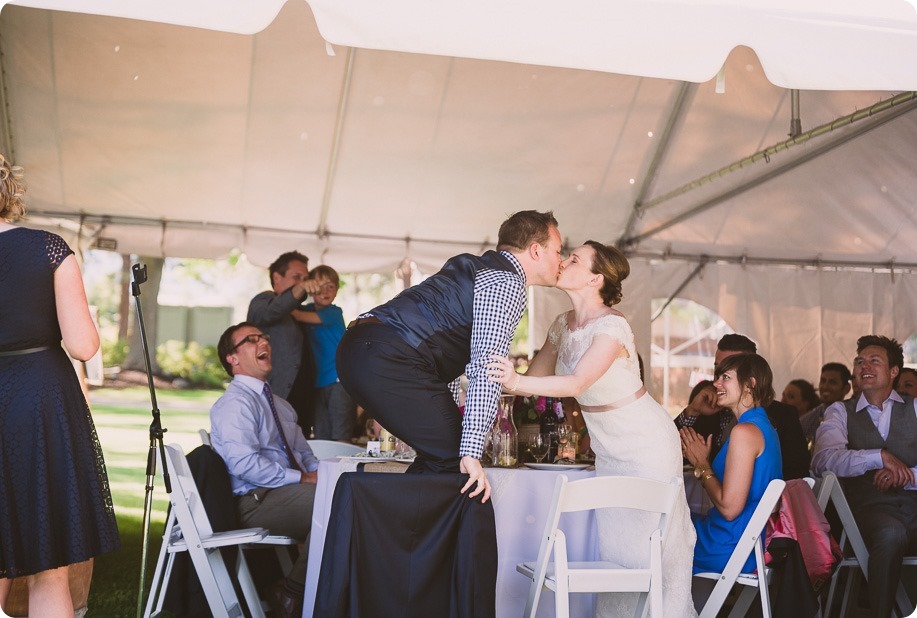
[0,154,26,222]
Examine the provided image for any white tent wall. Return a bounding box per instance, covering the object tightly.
[534,262,917,397]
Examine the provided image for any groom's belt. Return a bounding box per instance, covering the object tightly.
[580,386,647,412]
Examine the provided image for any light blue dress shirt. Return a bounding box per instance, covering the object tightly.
[210,374,319,495]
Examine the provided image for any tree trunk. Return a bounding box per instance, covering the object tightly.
[117,253,131,341]
[123,256,165,374]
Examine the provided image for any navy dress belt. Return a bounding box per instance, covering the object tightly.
[0,345,52,357]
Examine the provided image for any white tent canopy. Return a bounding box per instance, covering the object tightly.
[1,0,916,388]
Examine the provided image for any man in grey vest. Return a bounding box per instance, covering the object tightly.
[812,335,917,617]
[337,211,564,503]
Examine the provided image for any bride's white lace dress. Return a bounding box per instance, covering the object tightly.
[550,312,697,617]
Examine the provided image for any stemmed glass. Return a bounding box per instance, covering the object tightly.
[528,433,550,464]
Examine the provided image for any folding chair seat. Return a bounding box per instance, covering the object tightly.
[516,474,683,618]
[143,444,293,618]
[815,471,917,617]
[695,478,786,618]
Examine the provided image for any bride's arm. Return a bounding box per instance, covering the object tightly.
[490,334,622,398]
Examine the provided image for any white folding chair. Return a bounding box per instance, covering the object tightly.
[816,471,917,617]
[143,444,291,618]
[306,438,364,459]
[516,474,682,618]
[199,428,212,447]
[696,478,786,618]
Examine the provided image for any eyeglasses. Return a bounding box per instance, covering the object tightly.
[231,333,270,352]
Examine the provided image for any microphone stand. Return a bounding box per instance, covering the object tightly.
[131,262,171,618]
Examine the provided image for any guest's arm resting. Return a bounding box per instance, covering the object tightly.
[810,402,883,477]
[55,254,100,361]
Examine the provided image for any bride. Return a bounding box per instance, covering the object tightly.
[488,241,696,617]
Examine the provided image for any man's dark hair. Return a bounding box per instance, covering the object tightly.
[217,321,256,377]
[268,251,309,286]
[821,362,851,384]
[714,353,775,408]
[856,335,904,371]
[496,210,558,252]
[717,333,757,354]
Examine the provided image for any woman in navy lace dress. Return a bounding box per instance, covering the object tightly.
[0,155,119,616]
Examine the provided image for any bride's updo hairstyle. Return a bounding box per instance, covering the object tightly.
[0,153,26,222]
[585,240,630,307]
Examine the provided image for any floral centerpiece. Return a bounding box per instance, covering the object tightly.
[513,395,548,426]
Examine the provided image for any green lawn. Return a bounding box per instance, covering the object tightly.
[88,387,222,617]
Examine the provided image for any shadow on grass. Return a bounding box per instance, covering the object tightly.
[90,514,171,618]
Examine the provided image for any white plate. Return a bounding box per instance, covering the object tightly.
[343,455,415,463]
[524,462,593,471]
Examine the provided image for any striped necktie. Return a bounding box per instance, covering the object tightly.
[262,382,304,473]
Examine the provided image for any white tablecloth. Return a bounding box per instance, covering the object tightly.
[303,459,598,617]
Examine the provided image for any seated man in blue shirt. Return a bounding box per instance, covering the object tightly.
[210,322,320,618]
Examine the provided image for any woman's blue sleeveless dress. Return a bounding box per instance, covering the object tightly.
[692,406,782,573]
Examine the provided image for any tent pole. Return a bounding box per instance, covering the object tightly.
[624,95,917,245]
[318,47,356,236]
[628,249,917,272]
[789,89,802,138]
[634,91,917,215]
[619,81,694,245]
[650,258,707,322]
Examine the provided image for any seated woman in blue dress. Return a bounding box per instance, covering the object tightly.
[680,353,782,577]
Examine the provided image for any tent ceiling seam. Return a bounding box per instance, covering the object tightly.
[624,95,917,246]
[317,46,355,237]
[629,250,917,273]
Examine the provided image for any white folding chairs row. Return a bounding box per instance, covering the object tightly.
[815,471,917,617]
[516,474,682,618]
[143,444,293,618]
[695,477,787,618]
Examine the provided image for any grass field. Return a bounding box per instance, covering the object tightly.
[87,387,222,617]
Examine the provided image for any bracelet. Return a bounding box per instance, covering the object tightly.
[509,373,521,392]
[701,472,715,484]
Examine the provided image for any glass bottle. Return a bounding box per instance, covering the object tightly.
[492,395,518,467]
[540,397,558,462]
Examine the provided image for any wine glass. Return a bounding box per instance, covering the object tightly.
[528,433,550,464]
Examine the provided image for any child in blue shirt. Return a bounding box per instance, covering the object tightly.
[296,265,356,441]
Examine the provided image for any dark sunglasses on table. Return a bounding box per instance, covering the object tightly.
[231,333,271,351]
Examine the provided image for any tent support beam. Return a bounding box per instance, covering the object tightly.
[624,94,917,245]
[628,249,917,272]
[632,90,917,216]
[790,89,801,137]
[650,258,707,322]
[619,81,694,245]
[26,209,487,249]
[317,47,355,237]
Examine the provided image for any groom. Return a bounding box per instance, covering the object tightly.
[336,210,563,501]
